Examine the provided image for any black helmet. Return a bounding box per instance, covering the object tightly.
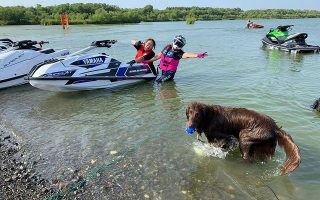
[172,35,186,49]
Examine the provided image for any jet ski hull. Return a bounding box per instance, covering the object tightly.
[262,37,320,53]
[0,75,28,89]
[250,24,264,29]
[29,75,155,92]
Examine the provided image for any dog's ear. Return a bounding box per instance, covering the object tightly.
[186,105,190,119]
[202,104,214,120]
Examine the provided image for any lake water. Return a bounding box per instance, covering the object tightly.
[1,19,320,199]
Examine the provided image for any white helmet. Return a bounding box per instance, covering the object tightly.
[172,35,186,49]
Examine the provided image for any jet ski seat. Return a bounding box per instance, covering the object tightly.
[39,49,55,54]
[283,33,308,45]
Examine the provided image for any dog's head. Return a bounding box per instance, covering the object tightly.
[312,98,320,112]
[186,101,208,132]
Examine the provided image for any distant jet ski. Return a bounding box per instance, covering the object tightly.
[26,40,156,92]
[261,25,320,53]
[246,20,264,29]
[0,38,14,51]
[250,24,264,29]
[0,40,70,89]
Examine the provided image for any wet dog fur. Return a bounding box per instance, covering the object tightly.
[186,101,301,175]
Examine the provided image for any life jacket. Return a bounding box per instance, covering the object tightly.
[135,45,153,64]
[159,45,183,72]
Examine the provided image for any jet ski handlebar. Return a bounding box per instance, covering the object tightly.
[91,40,117,48]
[276,25,294,31]
[13,40,49,48]
[0,38,14,44]
[69,40,117,56]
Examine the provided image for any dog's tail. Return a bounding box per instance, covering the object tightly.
[276,128,301,175]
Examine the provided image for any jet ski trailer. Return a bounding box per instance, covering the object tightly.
[0,40,70,89]
[261,25,320,53]
[26,40,156,92]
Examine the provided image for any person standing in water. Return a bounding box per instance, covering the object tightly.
[128,38,157,75]
[148,35,207,83]
[246,19,253,28]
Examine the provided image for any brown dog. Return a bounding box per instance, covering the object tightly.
[186,101,301,175]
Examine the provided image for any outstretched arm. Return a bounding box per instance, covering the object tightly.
[182,52,208,59]
[148,52,163,63]
[135,56,144,63]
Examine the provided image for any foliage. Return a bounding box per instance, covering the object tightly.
[186,15,196,24]
[0,4,320,25]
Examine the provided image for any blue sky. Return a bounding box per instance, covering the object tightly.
[0,0,319,10]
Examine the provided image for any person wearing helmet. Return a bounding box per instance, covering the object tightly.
[148,35,207,83]
[127,38,157,75]
[246,19,253,28]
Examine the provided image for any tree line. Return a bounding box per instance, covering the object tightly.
[0,3,320,25]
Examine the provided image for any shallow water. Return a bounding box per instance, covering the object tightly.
[1,19,320,199]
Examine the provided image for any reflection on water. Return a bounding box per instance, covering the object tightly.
[157,81,183,115]
[262,47,305,73]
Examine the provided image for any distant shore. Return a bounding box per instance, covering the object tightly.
[1,4,320,26]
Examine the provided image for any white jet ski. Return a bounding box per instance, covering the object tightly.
[26,40,156,92]
[0,40,70,89]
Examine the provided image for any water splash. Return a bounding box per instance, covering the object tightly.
[193,141,229,159]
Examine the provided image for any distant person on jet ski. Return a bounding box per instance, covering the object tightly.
[128,38,157,75]
[246,19,253,28]
[148,35,207,83]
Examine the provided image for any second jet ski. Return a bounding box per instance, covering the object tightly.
[261,25,320,53]
[0,40,70,89]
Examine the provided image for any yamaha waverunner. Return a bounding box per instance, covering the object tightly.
[0,38,14,51]
[261,25,320,53]
[26,40,156,92]
[0,40,70,89]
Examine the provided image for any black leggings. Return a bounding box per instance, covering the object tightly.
[156,71,176,83]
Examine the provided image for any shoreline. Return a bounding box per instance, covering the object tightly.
[0,125,147,199]
[1,17,320,27]
[0,125,93,200]
[0,126,52,199]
